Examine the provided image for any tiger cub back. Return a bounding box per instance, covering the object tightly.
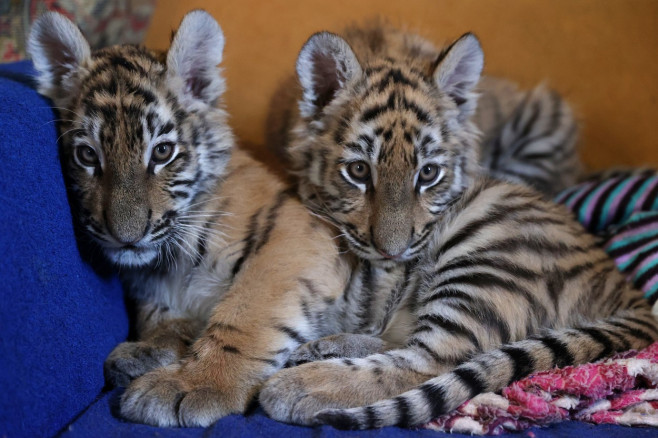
[258,24,658,429]
[475,76,580,194]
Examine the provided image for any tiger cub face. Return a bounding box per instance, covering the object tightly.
[287,32,484,263]
[29,11,233,267]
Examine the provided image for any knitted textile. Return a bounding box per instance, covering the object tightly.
[424,342,658,435]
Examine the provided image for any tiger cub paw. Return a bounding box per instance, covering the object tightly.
[260,362,350,425]
[120,364,230,427]
[261,358,395,425]
[104,341,179,388]
[286,334,389,367]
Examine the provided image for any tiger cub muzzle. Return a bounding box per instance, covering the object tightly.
[370,180,415,259]
[104,174,151,246]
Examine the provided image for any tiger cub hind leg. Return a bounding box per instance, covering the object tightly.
[261,351,435,425]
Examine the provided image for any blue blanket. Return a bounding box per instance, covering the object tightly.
[1,61,655,438]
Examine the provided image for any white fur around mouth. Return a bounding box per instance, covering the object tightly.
[105,246,159,267]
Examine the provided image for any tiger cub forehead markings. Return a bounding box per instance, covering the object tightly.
[340,69,445,171]
[343,130,378,160]
[340,99,444,173]
[81,50,162,107]
[72,51,183,174]
[416,131,443,157]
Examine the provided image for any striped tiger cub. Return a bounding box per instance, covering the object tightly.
[29,11,351,427]
[258,24,658,428]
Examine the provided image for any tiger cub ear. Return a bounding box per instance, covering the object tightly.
[296,32,363,118]
[166,10,226,109]
[433,33,484,121]
[28,12,90,104]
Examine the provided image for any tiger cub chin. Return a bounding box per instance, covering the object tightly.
[29,11,352,428]
[258,24,658,428]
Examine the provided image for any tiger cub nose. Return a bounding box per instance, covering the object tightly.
[105,208,151,245]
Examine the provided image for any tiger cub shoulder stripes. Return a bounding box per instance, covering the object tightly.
[29,11,352,427]
[258,24,658,428]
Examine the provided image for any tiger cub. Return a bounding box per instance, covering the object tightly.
[258,25,658,428]
[266,23,580,197]
[29,11,351,427]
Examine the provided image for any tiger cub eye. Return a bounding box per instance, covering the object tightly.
[418,164,439,184]
[347,161,371,182]
[151,142,175,164]
[76,145,99,167]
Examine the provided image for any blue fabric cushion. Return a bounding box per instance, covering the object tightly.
[0,61,128,438]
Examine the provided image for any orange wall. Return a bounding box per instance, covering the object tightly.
[146,0,658,170]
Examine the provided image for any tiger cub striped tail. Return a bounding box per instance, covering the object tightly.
[314,306,658,429]
[477,78,580,196]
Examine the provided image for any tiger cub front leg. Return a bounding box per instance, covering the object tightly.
[121,233,350,426]
[121,286,338,426]
[104,303,203,387]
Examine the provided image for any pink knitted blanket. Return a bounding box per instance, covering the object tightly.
[424,341,658,435]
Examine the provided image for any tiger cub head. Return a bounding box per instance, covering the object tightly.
[28,10,233,267]
[288,30,484,263]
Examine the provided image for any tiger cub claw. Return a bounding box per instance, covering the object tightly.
[104,341,178,387]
